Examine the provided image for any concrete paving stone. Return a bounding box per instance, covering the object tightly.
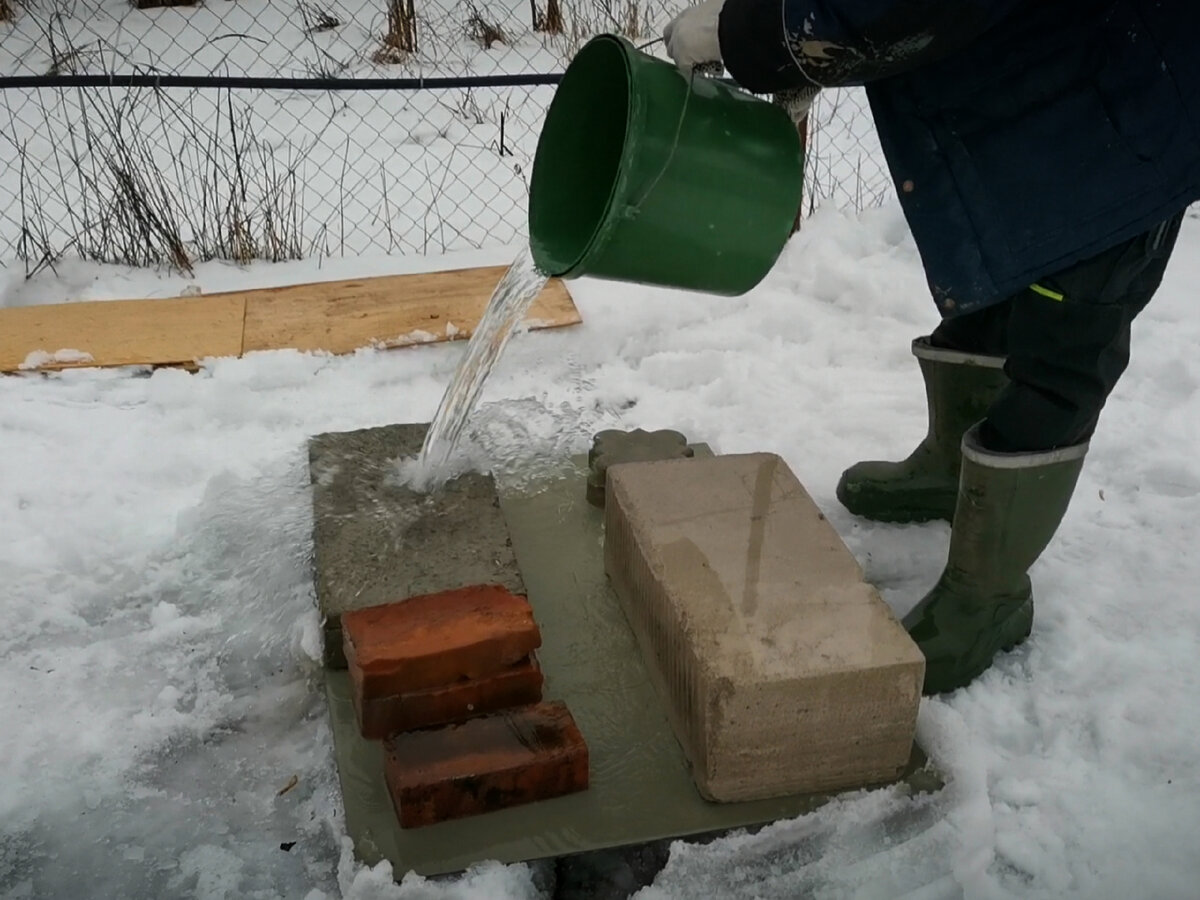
[384,700,589,829]
[308,422,525,668]
[585,429,695,508]
[604,453,925,803]
[353,654,544,740]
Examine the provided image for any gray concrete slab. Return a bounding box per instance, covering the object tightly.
[320,450,940,878]
[309,423,524,667]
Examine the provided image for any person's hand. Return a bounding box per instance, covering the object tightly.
[663,0,725,71]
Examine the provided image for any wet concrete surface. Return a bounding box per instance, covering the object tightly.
[309,423,524,667]
[315,443,941,886]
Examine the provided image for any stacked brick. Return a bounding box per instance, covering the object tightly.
[341,584,589,828]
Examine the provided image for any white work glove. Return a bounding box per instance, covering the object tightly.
[665,0,821,122]
[663,0,725,71]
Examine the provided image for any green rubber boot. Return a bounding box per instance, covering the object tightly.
[837,337,1008,523]
[903,424,1089,695]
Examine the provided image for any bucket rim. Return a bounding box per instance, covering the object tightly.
[528,33,638,278]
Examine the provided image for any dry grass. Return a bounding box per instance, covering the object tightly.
[41,12,106,76]
[298,0,341,34]
[297,0,350,76]
[373,0,417,64]
[0,0,14,24]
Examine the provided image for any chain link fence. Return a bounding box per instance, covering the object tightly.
[0,0,893,275]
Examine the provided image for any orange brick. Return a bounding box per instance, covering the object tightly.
[342,585,542,699]
[384,701,589,829]
[353,655,544,739]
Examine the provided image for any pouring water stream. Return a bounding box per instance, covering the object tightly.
[410,67,717,487]
[409,246,549,484]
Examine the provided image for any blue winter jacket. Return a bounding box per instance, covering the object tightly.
[718,0,1200,316]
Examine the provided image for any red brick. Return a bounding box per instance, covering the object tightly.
[342,585,541,699]
[383,700,589,829]
[353,655,544,739]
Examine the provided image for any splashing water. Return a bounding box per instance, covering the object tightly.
[411,246,550,483]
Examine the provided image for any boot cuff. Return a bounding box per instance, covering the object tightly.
[961,423,1090,468]
[912,337,1005,369]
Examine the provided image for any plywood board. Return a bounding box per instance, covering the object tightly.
[0,295,246,373]
[241,267,580,354]
[1,267,581,374]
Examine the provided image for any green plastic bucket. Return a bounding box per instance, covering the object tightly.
[528,34,804,297]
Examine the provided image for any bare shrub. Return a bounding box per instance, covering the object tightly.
[532,0,563,35]
[189,92,305,265]
[619,0,648,39]
[555,0,646,60]
[14,87,191,273]
[5,83,308,275]
[0,0,15,24]
[465,2,506,50]
[373,0,417,64]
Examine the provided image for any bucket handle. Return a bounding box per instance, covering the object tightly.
[624,63,721,215]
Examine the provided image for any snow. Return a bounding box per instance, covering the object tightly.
[3,1,1200,897]
[18,348,94,370]
[3,203,1200,898]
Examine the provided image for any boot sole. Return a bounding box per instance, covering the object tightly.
[921,598,1034,696]
[846,506,952,525]
[836,487,956,525]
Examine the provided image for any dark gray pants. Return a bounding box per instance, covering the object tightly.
[930,211,1186,453]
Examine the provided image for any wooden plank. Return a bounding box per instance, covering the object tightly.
[0,295,246,373]
[241,267,580,355]
[0,267,582,374]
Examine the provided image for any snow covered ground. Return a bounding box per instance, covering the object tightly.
[3,202,1200,899]
[3,2,1200,898]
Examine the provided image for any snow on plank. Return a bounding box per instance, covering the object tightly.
[0,294,246,373]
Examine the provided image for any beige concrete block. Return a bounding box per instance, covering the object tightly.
[604,453,924,803]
